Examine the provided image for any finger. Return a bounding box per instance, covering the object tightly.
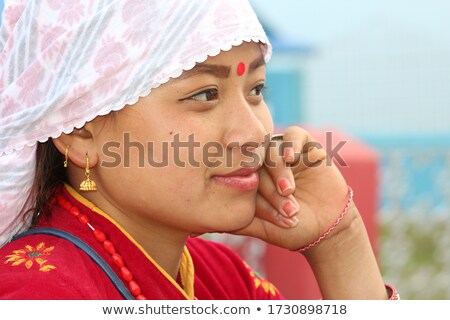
[264,138,296,197]
[232,209,303,250]
[281,127,311,165]
[258,168,300,218]
[255,193,299,228]
[271,133,296,163]
[293,143,328,172]
[283,126,327,171]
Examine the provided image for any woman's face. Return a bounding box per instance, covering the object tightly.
[90,42,273,235]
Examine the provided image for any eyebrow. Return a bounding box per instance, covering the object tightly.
[176,54,265,80]
[248,54,266,72]
[177,64,231,80]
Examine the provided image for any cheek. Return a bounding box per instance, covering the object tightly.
[102,164,205,215]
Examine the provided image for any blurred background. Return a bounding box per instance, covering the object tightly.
[247,0,450,300]
[1,0,449,299]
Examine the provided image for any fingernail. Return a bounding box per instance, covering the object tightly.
[278,178,293,194]
[284,147,295,162]
[281,200,299,217]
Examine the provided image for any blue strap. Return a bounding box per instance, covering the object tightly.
[13,227,135,300]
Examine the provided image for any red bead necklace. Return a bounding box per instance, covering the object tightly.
[57,195,147,300]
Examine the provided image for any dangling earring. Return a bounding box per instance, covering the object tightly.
[64,145,70,168]
[79,152,97,191]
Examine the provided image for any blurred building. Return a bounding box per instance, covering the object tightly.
[259,7,450,219]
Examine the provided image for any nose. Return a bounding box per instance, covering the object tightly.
[222,94,267,152]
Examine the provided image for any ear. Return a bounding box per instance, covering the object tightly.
[52,127,99,169]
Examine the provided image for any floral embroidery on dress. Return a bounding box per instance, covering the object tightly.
[4,242,56,272]
[243,261,278,296]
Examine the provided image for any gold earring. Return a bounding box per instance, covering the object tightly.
[64,145,70,168]
[79,152,97,191]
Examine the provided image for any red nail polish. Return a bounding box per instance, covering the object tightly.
[284,147,295,161]
[282,201,298,217]
[278,178,292,193]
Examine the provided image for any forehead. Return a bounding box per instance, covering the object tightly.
[174,42,265,81]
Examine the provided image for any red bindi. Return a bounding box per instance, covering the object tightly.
[237,62,246,76]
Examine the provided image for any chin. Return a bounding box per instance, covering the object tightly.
[209,201,256,232]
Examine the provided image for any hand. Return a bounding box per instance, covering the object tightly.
[233,126,390,299]
[233,126,352,251]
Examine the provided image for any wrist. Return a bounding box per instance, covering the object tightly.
[296,186,354,253]
[303,205,388,299]
[302,202,363,261]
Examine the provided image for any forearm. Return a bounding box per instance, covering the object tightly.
[304,204,388,300]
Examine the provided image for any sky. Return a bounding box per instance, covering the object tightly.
[249,0,450,48]
[248,0,450,137]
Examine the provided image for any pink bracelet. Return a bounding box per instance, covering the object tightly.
[296,185,354,253]
[386,284,400,300]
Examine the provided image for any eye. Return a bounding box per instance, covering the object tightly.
[190,88,219,101]
[249,83,267,96]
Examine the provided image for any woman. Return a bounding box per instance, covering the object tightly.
[0,0,397,299]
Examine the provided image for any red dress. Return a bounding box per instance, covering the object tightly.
[0,185,283,300]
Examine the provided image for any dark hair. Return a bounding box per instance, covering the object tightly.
[27,140,67,225]
[23,115,114,227]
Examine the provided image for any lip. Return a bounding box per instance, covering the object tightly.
[217,165,262,177]
[212,165,261,191]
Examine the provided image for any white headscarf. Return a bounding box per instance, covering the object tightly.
[0,0,271,246]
